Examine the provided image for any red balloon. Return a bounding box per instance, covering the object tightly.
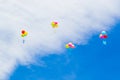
[21,30,25,34]
[103,35,108,38]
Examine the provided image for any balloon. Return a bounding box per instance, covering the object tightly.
[21,34,25,37]
[103,35,108,39]
[66,42,75,48]
[101,31,107,35]
[68,42,73,47]
[24,32,28,36]
[51,21,58,28]
[99,31,108,39]
[54,22,58,24]
[21,30,28,37]
[99,31,108,45]
[71,44,75,48]
[21,30,25,34]
[103,40,107,45]
[99,34,104,38]
[65,44,70,48]
[21,30,28,44]
[99,34,108,39]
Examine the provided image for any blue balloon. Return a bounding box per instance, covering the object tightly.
[101,31,107,35]
[103,40,107,45]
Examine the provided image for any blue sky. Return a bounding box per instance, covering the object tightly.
[10,21,120,80]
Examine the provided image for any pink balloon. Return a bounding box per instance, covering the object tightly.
[71,45,75,48]
[54,22,58,24]
[68,44,72,47]
[68,42,75,48]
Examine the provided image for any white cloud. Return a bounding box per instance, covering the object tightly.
[0,0,120,79]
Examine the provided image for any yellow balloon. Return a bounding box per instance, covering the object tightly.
[55,24,58,28]
[21,34,25,37]
[65,44,69,48]
[51,22,58,28]
[24,32,28,36]
[51,22,54,26]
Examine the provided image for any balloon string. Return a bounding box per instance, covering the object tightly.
[23,39,25,44]
[102,40,107,45]
[22,36,27,44]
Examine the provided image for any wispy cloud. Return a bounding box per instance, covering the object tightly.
[0,0,120,79]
